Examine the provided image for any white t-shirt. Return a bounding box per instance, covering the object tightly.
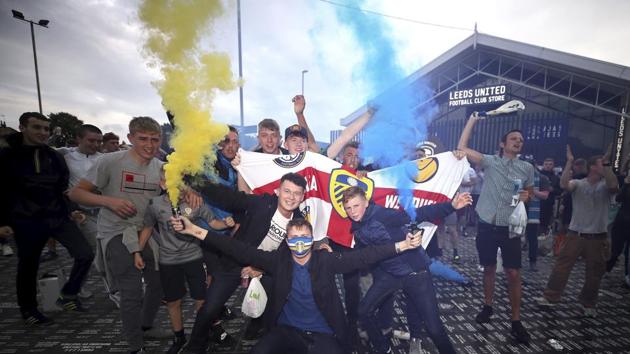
[257,209,292,251]
[458,167,477,194]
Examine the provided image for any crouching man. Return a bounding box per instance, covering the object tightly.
[171,217,422,354]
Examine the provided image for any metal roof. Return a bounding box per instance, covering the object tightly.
[341,32,630,126]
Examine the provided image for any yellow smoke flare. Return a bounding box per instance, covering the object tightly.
[138,0,237,206]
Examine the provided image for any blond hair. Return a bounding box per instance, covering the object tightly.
[129,116,161,135]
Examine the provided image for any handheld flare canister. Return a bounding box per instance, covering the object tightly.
[171,206,185,230]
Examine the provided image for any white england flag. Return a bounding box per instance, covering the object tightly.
[236,149,469,248]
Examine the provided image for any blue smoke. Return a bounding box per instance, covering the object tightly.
[331,0,436,218]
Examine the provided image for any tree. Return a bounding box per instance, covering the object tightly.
[48,112,83,147]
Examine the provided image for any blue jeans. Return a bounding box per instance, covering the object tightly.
[359,268,456,354]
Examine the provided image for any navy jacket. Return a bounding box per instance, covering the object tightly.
[199,233,398,353]
[350,202,455,276]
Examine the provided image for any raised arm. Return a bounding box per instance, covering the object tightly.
[331,232,421,274]
[560,145,577,192]
[416,192,473,223]
[172,216,276,272]
[326,107,375,159]
[457,113,484,164]
[293,95,320,153]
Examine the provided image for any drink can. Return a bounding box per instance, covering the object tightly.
[513,178,523,192]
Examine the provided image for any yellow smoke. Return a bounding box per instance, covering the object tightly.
[138,0,237,206]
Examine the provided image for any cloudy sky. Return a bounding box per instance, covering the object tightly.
[1,0,630,143]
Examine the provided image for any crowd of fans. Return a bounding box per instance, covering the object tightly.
[0,97,629,354]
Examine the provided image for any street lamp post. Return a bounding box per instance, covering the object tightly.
[301,69,308,96]
[11,10,49,114]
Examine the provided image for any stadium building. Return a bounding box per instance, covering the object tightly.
[335,31,630,172]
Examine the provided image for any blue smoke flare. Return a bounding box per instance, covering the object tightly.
[331,0,436,218]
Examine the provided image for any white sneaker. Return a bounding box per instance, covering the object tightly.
[108,291,121,309]
[535,297,558,307]
[2,244,13,256]
[393,329,410,340]
[78,288,93,299]
[409,337,423,354]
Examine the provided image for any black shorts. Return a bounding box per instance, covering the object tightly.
[475,222,521,269]
[159,259,207,302]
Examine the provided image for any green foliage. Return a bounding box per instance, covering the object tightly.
[48,112,83,147]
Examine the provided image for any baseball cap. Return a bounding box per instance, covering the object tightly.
[285,124,308,140]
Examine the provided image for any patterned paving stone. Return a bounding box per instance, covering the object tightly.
[1,229,629,353]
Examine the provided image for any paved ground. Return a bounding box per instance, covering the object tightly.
[1,228,630,353]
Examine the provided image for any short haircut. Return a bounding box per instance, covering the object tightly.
[344,141,360,152]
[258,118,280,133]
[500,129,523,144]
[129,116,161,135]
[341,186,367,204]
[227,125,239,135]
[102,132,120,142]
[19,112,49,127]
[587,155,603,171]
[280,172,307,191]
[76,124,102,138]
[286,218,313,234]
[544,158,554,163]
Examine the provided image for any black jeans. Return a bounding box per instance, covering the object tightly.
[13,219,94,312]
[251,325,344,354]
[187,269,241,350]
[359,269,456,354]
[330,241,360,325]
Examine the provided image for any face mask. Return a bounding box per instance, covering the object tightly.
[286,236,313,258]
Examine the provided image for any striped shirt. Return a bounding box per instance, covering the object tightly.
[475,154,535,227]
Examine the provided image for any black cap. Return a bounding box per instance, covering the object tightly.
[285,124,308,140]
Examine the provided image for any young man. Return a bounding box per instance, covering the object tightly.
[254,119,288,155]
[172,217,421,354]
[69,117,177,353]
[457,112,534,344]
[283,124,310,154]
[343,186,471,354]
[63,124,104,249]
[0,112,94,325]
[135,165,234,354]
[537,146,619,317]
[183,173,308,353]
[539,158,560,232]
[102,132,120,153]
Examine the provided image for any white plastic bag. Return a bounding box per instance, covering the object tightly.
[241,276,267,318]
[508,201,527,238]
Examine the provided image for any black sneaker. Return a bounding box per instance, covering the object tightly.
[22,309,54,326]
[220,305,237,321]
[475,305,493,324]
[511,321,530,344]
[167,335,187,354]
[210,324,234,347]
[56,295,87,312]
